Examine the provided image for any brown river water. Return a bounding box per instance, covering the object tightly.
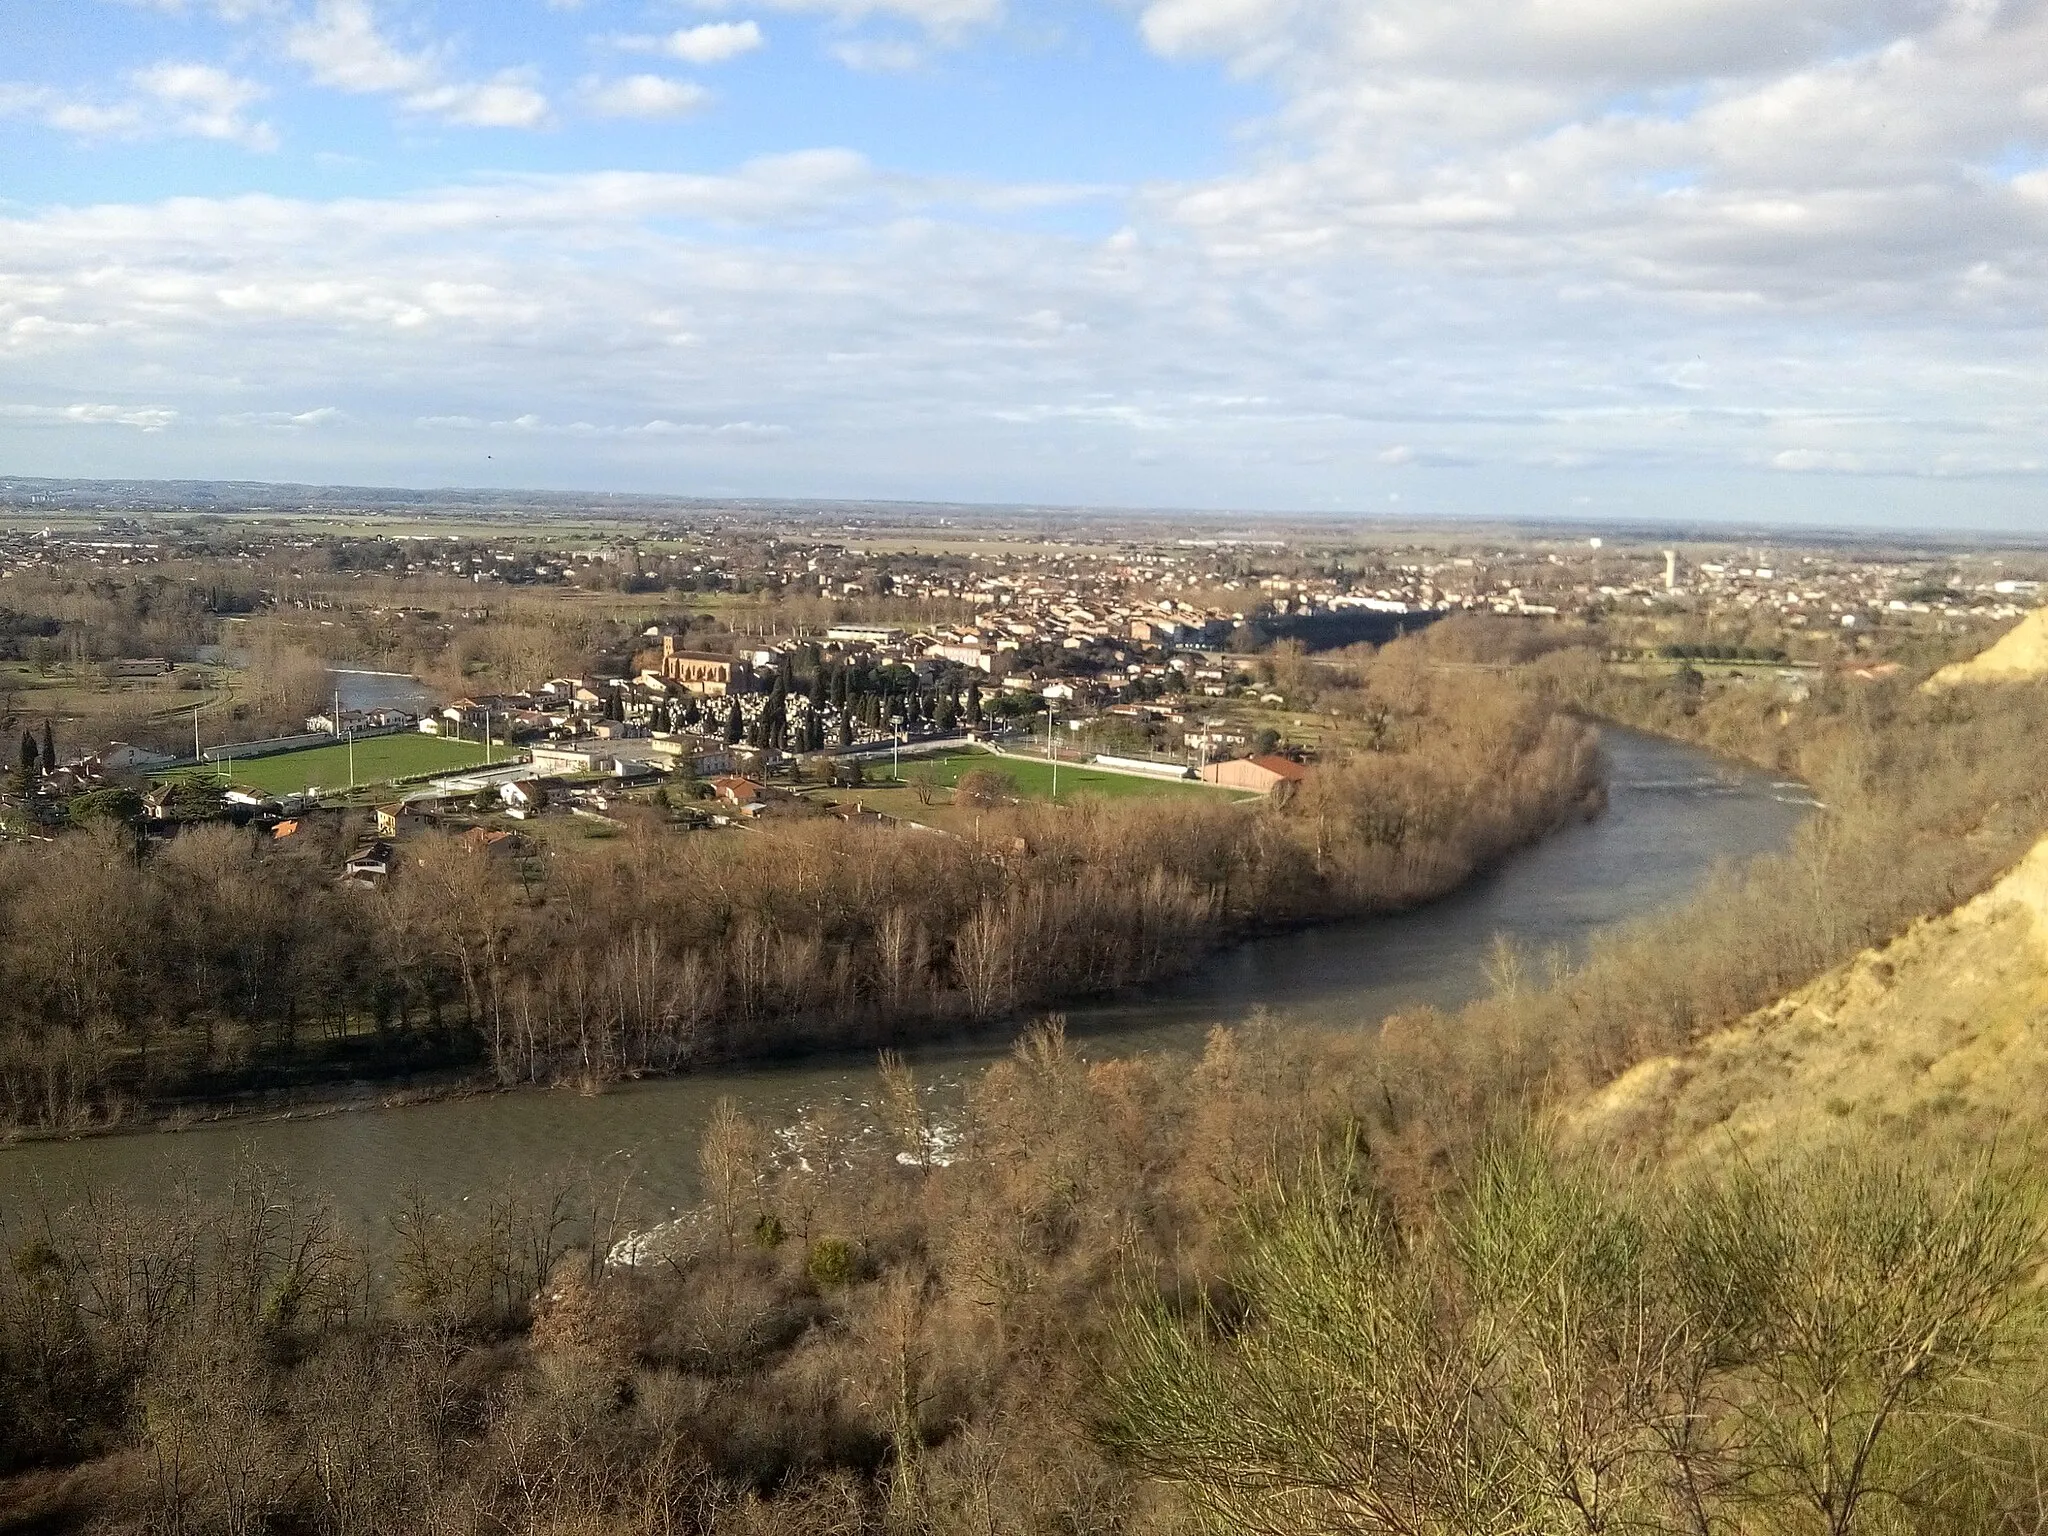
[0,726,1814,1238]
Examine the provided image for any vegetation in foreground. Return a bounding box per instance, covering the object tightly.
[7,618,2048,1532]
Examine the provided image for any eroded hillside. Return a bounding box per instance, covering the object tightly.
[1926,605,2048,689]
[1563,830,2048,1167]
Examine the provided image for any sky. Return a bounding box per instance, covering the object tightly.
[2,0,2047,530]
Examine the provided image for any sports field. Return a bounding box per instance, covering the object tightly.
[176,734,496,796]
[900,751,1241,802]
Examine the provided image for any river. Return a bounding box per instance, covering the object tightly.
[0,726,1813,1233]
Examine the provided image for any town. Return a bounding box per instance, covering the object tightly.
[0,496,2040,870]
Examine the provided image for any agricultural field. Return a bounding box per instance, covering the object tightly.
[0,660,229,741]
[172,732,495,796]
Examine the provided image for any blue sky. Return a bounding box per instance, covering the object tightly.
[4,0,2048,530]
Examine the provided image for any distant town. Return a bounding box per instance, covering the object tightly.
[0,491,2041,877]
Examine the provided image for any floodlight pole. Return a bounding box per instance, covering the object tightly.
[1048,707,1058,803]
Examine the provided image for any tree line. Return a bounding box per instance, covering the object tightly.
[0,671,1600,1131]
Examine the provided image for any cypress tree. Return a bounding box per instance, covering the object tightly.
[39,720,54,773]
[17,730,38,793]
[723,698,743,744]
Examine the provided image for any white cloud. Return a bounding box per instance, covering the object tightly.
[132,63,278,148]
[0,403,179,431]
[219,406,345,427]
[700,0,1000,43]
[585,74,714,119]
[286,0,437,93]
[0,62,276,149]
[286,0,551,127]
[109,0,284,18]
[614,22,765,64]
[417,412,789,438]
[830,39,925,71]
[406,74,550,129]
[11,0,2048,524]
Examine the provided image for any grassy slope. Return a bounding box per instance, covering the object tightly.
[1561,831,2048,1168]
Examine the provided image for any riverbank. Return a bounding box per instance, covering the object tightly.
[0,727,1809,1224]
[1,681,1603,1137]
[0,768,1606,1148]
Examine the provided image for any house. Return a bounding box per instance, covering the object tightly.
[529,742,617,776]
[499,780,545,818]
[648,735,733,777]
[1201,754,1311,797]
[459,827,515,858]
[709,774,766,807]
[98,741,176,775]
[342,840,394,884]
[826,624,906,646]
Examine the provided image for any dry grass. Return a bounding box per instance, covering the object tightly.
[1562,831,2048,1168]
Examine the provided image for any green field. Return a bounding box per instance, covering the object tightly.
[899,751,1240,802]
[175,734,496,796]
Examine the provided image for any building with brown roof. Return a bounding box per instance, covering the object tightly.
[660,636,753,696]
[1200,754,1310,798]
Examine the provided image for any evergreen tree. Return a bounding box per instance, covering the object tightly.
[935,691,957,732]
[39,720,54,773]
[809,665,825,710]
[723,698,743,744]
[830,664,848,712]
[837,715,853,748]
[966,686,983,727]
[17,729,38,793]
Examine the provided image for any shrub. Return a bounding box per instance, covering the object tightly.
[805,1237,858,1288]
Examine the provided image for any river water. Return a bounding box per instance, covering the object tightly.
[0,727,1813,1232]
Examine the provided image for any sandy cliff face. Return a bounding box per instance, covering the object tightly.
[1561,833,2048,1167]
[1926,607,2048,690]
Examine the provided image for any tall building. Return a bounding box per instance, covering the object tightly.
[660,635,752,696]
